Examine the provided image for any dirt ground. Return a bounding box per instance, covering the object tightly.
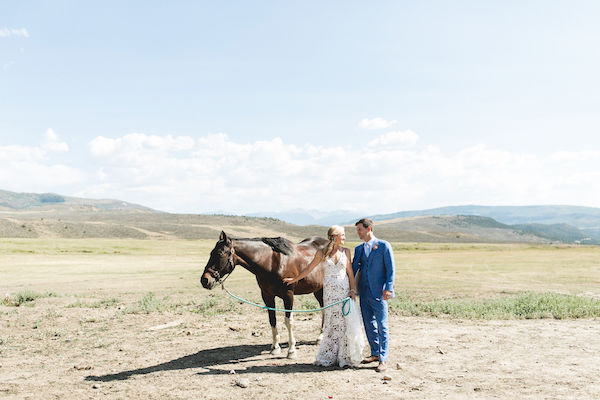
[1,298,599,400]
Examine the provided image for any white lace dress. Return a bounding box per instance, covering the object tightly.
[315,250,365,367]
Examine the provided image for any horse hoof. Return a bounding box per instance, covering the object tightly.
[271,348,281,355]
[287,351,297,359]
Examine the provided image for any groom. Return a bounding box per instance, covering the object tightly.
[352,218,395,372]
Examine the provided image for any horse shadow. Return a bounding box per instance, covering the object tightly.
[85,340,323,382]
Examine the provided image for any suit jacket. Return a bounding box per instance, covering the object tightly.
[352,239,395,299]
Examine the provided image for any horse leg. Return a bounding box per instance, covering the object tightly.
[262,292,281,355]
[282,291,296,359]
[314,288,325,344]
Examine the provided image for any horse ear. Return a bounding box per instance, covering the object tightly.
[220,231,232,244]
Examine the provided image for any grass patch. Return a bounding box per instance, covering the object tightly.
[66,297,121,309]
[2,291,57,307]
[65,300,88,308]
[389,292,600,319]
[186,295,243,316]
[93,297,120,308]
[124,292,173,314]
[45,308,63,318]
[300,297,320,311]
[10,249,36,254]
[191,297,219,314]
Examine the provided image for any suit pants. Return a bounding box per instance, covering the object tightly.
[359,283,389,362]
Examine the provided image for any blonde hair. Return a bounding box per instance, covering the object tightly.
[322,225,344,261]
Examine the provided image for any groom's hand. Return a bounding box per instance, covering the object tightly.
[382,290,392,301]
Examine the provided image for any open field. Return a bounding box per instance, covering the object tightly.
[1,239,599,399]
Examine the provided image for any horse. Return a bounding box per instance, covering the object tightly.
[200,231,328,359]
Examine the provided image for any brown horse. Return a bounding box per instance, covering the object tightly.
[200,231,327,359]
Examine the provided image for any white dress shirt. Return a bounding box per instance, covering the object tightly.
[363,237,377,258]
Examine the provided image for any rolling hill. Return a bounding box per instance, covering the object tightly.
[367,205,600,239]
[368,215,598,244]
[0,190,598,244]
[0,189,152,212]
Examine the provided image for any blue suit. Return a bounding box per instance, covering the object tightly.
[352,239,395,362]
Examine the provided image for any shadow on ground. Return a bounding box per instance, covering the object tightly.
[85,341,329,382]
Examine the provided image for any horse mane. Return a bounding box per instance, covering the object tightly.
[299,236,328,247]
[262,237,295,255]
[233,237,295,255]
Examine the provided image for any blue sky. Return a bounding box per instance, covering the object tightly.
[2,1,600,214]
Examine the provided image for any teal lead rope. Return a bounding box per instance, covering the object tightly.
[220,283,352,316]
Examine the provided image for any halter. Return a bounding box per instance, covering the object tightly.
[214,245,235,285]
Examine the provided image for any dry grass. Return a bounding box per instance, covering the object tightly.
[1,238,598,315]
[391,242,600,301]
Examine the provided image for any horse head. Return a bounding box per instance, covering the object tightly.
[201,231,236,290]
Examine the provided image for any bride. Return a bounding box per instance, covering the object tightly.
[284,225,364,368]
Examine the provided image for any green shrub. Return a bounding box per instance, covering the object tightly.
[300,297,320,311]
[2,291,57,307]
[91,298,120,308]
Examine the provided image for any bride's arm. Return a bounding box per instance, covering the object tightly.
[283,249,323,285]
[344,248,357,299]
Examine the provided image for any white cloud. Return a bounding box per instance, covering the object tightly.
[358,117,397,130]
[42,129,69,152]
[3,61,15,70]
[0,132,82,193]
[0,28,29,38]
[368,130,419,148]
[3,131,599,214]
[89,133,195,157]
[88,136,117,157]
[81,132,600,214]
[0,145,45,163]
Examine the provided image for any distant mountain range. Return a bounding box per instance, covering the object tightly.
[1,189,599,244]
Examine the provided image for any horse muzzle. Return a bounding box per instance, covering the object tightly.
[200,272,217,290]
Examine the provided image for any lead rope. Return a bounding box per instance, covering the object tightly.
[220,282,352,316]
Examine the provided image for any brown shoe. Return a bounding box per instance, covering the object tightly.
[376,362,387,372]
[361,355,379,364]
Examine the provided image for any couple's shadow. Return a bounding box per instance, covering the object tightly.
[85,341,326,382]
